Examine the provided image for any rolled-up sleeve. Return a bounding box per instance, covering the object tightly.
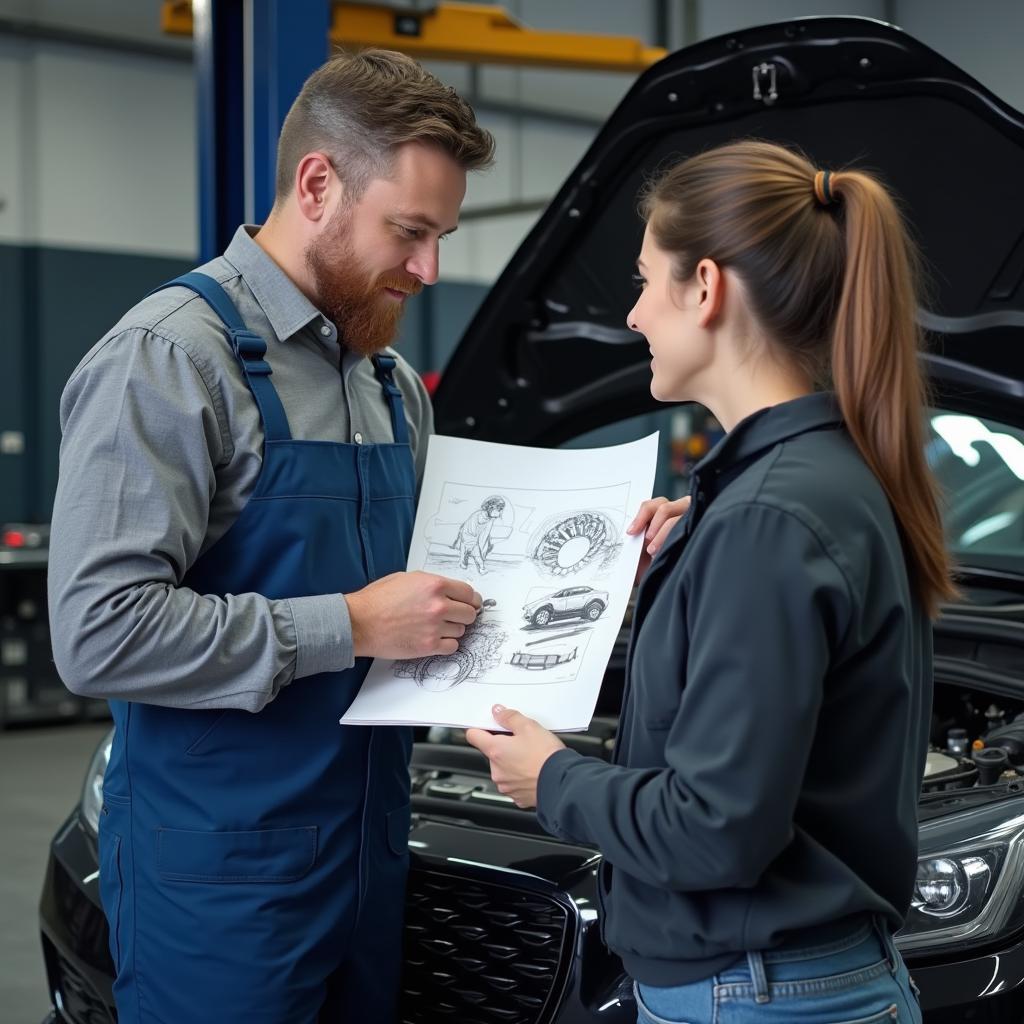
[536,503,852,890]
[48,328,353,712]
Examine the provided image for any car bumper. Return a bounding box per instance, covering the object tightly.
[38,800,1024,1024]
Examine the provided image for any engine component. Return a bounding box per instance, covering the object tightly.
[973,746,1011,786]
[921,750,979,792]
[981,718,1024,765]
[946,727,970,756]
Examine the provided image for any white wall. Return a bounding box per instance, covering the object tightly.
[2,1,1024,275]
[0,26,196,258]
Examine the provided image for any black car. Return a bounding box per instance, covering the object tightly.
[38,16,1024,1024]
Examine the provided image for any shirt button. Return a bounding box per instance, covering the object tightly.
[354,432,363,444]
[320,323,332,337]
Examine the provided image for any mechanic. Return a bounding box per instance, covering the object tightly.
[468,141,945,1024]
[48,50,495,1023]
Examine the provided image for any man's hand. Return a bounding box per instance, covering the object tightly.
[346,571,481,659]
[627,495,692,584]
[465,706,566,809]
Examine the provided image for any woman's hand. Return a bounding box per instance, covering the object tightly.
[465,706,566,809]
[627,495,692,584]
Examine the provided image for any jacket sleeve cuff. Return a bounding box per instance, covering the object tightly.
[286,594,355,679]
[536,747,584,840]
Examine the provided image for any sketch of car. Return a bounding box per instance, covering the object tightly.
[523,586,608,627]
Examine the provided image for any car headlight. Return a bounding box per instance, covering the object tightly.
[897,802,1024,953]
[80,729,113,837]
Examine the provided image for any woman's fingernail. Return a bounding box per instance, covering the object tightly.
[493,704,505,714]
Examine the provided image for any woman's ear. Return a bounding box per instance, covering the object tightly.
[695,258,725,328]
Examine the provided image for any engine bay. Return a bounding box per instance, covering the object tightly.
[409,677,1024,837]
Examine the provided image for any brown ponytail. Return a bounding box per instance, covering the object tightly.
[828,170,956,616]
[641,141,956,616]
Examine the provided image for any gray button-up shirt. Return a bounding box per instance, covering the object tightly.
[49,226,433,712]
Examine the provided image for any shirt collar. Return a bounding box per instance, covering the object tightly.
[694,392,844,476]
[223,225,329,343]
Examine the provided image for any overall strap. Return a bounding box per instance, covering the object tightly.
[152,272,292,442]
[371,354,411,446]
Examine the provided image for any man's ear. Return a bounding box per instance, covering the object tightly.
[293,152,338,223]
[695,258,725,329]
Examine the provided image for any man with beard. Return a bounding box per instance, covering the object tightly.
[48,50,494,1023]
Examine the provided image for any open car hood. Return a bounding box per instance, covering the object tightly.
[434,16,1024,443]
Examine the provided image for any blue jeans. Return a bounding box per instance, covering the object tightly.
[634,919,922,1024]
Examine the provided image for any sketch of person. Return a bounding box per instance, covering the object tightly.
[452,495,506,573]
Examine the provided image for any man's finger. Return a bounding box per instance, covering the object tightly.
[442,598,480,625]
[440,577,483,607]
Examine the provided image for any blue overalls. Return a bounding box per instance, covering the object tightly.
[98,272,416,1023]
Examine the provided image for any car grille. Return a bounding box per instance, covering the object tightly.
[43,940,115,1024]
[400,869,573,1024]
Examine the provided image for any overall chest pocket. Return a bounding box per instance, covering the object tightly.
[156,825,318,883]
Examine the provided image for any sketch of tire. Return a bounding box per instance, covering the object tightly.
[531,606,554,627]
[583,600,605,621]
[530,510,615,576]
[415,649,475,691]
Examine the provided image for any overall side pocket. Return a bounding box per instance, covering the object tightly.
[98,822,124,971]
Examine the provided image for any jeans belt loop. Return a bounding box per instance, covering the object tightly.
[747,950,771,1003]
[871,915,897,975]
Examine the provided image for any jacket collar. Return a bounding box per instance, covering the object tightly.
[638,392,844,584]
[694,391,844,477]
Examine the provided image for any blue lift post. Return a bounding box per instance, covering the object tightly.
[193,1,331,261]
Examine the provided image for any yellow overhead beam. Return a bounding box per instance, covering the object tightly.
[161,2,667,73]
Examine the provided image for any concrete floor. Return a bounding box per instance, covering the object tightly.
[0,721,111,1024]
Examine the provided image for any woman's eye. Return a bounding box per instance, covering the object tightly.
[632,273,646,290]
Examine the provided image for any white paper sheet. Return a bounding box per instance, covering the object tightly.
[340,432,660,732]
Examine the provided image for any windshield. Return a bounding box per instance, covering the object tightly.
[564,405,1024,579]
[929,410,1024,574]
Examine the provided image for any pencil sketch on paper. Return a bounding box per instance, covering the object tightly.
[505,629,594,684]
[450,494,506,574]
[527,511,622,578]
[422,482,629,581]
[339,431,661,730]
[394,618,507,692]
[520,585,608,628]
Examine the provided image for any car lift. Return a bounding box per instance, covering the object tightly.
[162,1,666,73]
[160,1,666,259]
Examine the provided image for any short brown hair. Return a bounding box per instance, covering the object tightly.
[275,48,495,202]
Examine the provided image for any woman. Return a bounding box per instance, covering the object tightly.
[467,140,951,1023]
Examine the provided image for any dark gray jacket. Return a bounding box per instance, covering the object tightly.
[536,393,933,986]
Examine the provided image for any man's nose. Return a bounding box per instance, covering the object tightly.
[406,241,439,286]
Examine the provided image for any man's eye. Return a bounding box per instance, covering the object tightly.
[398,225,420,239]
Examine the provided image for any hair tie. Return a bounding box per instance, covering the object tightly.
[813,170,836,206]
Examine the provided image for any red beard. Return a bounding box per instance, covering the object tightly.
[305,212,423,357]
